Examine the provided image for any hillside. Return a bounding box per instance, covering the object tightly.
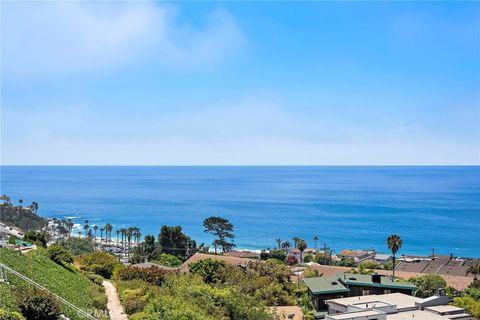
[0,248,106,320]
[0,203,47,231]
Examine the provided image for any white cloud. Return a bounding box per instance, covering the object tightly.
[1,2,244,76]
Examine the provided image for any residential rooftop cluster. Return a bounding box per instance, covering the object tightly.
[324,292,472,320]
[397,255,480,278]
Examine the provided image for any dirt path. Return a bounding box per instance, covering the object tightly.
[102,280,128,320]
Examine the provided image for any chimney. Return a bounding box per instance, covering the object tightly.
[371,273,382,283]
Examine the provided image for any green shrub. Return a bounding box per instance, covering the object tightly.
[189,259,226,284]
[82,271,104,286]
[56,237,94,256]
[8,236,18,245]
[139,274,273,320]
[314,252,333,265]
[76,251,119,278]
[123,295,147,315]
[0,308,25,320]
[47,245,73,265]
[337,257,356,267]
[18,289,61,320]
[0,283,19,312]
[152,254,182,267]
[453,296,480,318]
[90,286,107,310]
[0,248,106,320]
[117,267,172,286]
[303,254,313,263]
[23,231,47,248]
[408,274,447,298]
[358,261,380,270]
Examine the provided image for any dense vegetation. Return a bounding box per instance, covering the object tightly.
[56,237,95,255]
[113,256,301,319]
[129,274,273,320]
[76,251,119,279]
[0,248,106,320]
[0,202,46,232]
[408,274,447,298]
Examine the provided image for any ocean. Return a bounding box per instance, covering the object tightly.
[0,166,479,257]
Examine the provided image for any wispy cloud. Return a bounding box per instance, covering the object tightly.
[1,2,244,77]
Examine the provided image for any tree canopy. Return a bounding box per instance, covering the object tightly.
[203,216,235,253]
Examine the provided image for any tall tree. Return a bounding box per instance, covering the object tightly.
[313,236,319,248]
[292,237,300,248]
[158,225,197,259]
[275,238,282,249]
[467,263,480,280]
[100,228,104,242]
[66,219,73,238]
[83,223,89,237]
[105,223,113,244]
[281,241,291,251]
[203,216,235,253]
[297,239,307,263]
[93,225,98,239]
[387,234,403,278]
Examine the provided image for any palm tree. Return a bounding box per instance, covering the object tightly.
[66,219,74,237]
[93,225,98,239]
[313,236,319,248]
[297,239,307,263]
[275,238,282,250]
[105,223,113,244]
[116,230,120,244]
[467,263,480,280]
[281,241,291,252]
[100,228,104,242]
[126,227,133,257]
[19,199,24,205]
[77,231,82,237]
[387,234,403,278]
[83,223,90,237]
[292,237,300,248]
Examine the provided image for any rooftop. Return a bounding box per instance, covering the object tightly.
[387,310,462,320]
[326,309,385,320]
[338,273,416,291]
[303,276,349,294]
[424,305,466,314]
[326,293,422,311]
[179,252,253,273]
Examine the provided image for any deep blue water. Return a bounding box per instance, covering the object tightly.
[0,166,479,257]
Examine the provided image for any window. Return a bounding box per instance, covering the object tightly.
[384,289,392,294]
[362,289,370,295]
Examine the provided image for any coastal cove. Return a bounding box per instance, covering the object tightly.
[1,166,479,257]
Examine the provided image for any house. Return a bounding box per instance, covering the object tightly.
[323,292,471,320]
[396,255,480,278]
[131,261,178,271]
[288,248,318,262]
[337,250,376,265]
[373,254,392,266]
[178,252,254,273]
[304,273,416,312]
[225,250,260,259]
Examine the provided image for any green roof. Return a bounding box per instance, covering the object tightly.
[304,276,349,295]
[337,273,416,291]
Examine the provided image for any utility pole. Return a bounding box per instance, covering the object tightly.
[324,243,327,265]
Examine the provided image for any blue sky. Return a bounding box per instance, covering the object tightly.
[1,1,479,165]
